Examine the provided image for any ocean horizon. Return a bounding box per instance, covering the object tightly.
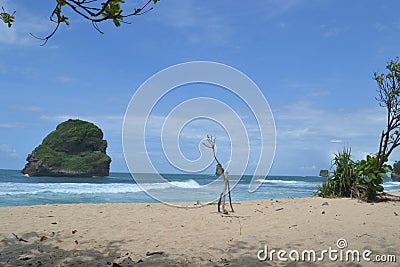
[1,169,400,207]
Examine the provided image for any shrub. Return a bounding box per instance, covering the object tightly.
[353,154,392,201]
[316,148,357,198]
[315,149,392,201]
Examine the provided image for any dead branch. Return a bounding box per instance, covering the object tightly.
[203,135,234,214]
[220,214,250,218]
[12,233,28,242]
[376,192,400,202]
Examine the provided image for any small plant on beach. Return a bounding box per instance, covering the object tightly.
[316,149,392,201]
[353,154,392,201]
[316,148,357,198]
[331,148,357,197]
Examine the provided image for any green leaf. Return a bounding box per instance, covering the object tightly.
[113,19,121,27]
[1,11,15,28]
[375,184,384,192]
[367,174,375,182]
[57,0,67,6]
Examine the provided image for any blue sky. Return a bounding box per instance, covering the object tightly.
[0,0,399,176]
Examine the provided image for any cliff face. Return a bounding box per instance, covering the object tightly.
[392,173,400,182]
[392,162,400,182]
[22,119,111,177]
[319,170,329,177]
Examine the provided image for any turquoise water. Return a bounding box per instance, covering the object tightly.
[1,169,399,207]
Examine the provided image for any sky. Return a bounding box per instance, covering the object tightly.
[0,0,400,176]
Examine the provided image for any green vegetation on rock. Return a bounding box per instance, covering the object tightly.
[41,119,107,154]
[22,119,111,177]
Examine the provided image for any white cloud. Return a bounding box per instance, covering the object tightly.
[156,1,232,45]
[55,75,73,83]
[40,114,73,123]
[39,114,123,133]
[259,0,305,19]
[319,24,348,38]
[0,122,23,128]
[0,64,6,74]
[14,105,41,112]
[269,100,392,175]
[0,22,47,46]
[300,165,317,170]
[36,101,392,176]
[374,23,387,32]
[275,101,385,140]
[279,127,314,139]
[0,144,20,159]
[123,102,274,175]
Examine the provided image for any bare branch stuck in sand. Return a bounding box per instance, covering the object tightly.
[203,135,234,214]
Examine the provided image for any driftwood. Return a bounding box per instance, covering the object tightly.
[12,233,28,242]
[217,172,234,214]
[220,214,250,218]
[146,251,164,256]
[351,185,400,202]
[203,135,234,214]
[376,192,400,202]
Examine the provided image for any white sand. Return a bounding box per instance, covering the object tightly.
[1,193,399,266]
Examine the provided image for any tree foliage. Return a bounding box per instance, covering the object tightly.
[317,57,400,202]
[1,0,160,45]
[375,57,400,170]
[0,6,15,28]
[354,154,391,200]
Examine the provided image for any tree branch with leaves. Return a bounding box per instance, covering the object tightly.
[0,6,15,28]
[1,0,160,45]
[375,57,400,170]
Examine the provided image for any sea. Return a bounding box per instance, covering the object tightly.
[1,169,400,207]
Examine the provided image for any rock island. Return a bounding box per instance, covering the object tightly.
[22,119,111,177]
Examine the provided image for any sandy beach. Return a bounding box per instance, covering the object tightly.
[1,193,399,267]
